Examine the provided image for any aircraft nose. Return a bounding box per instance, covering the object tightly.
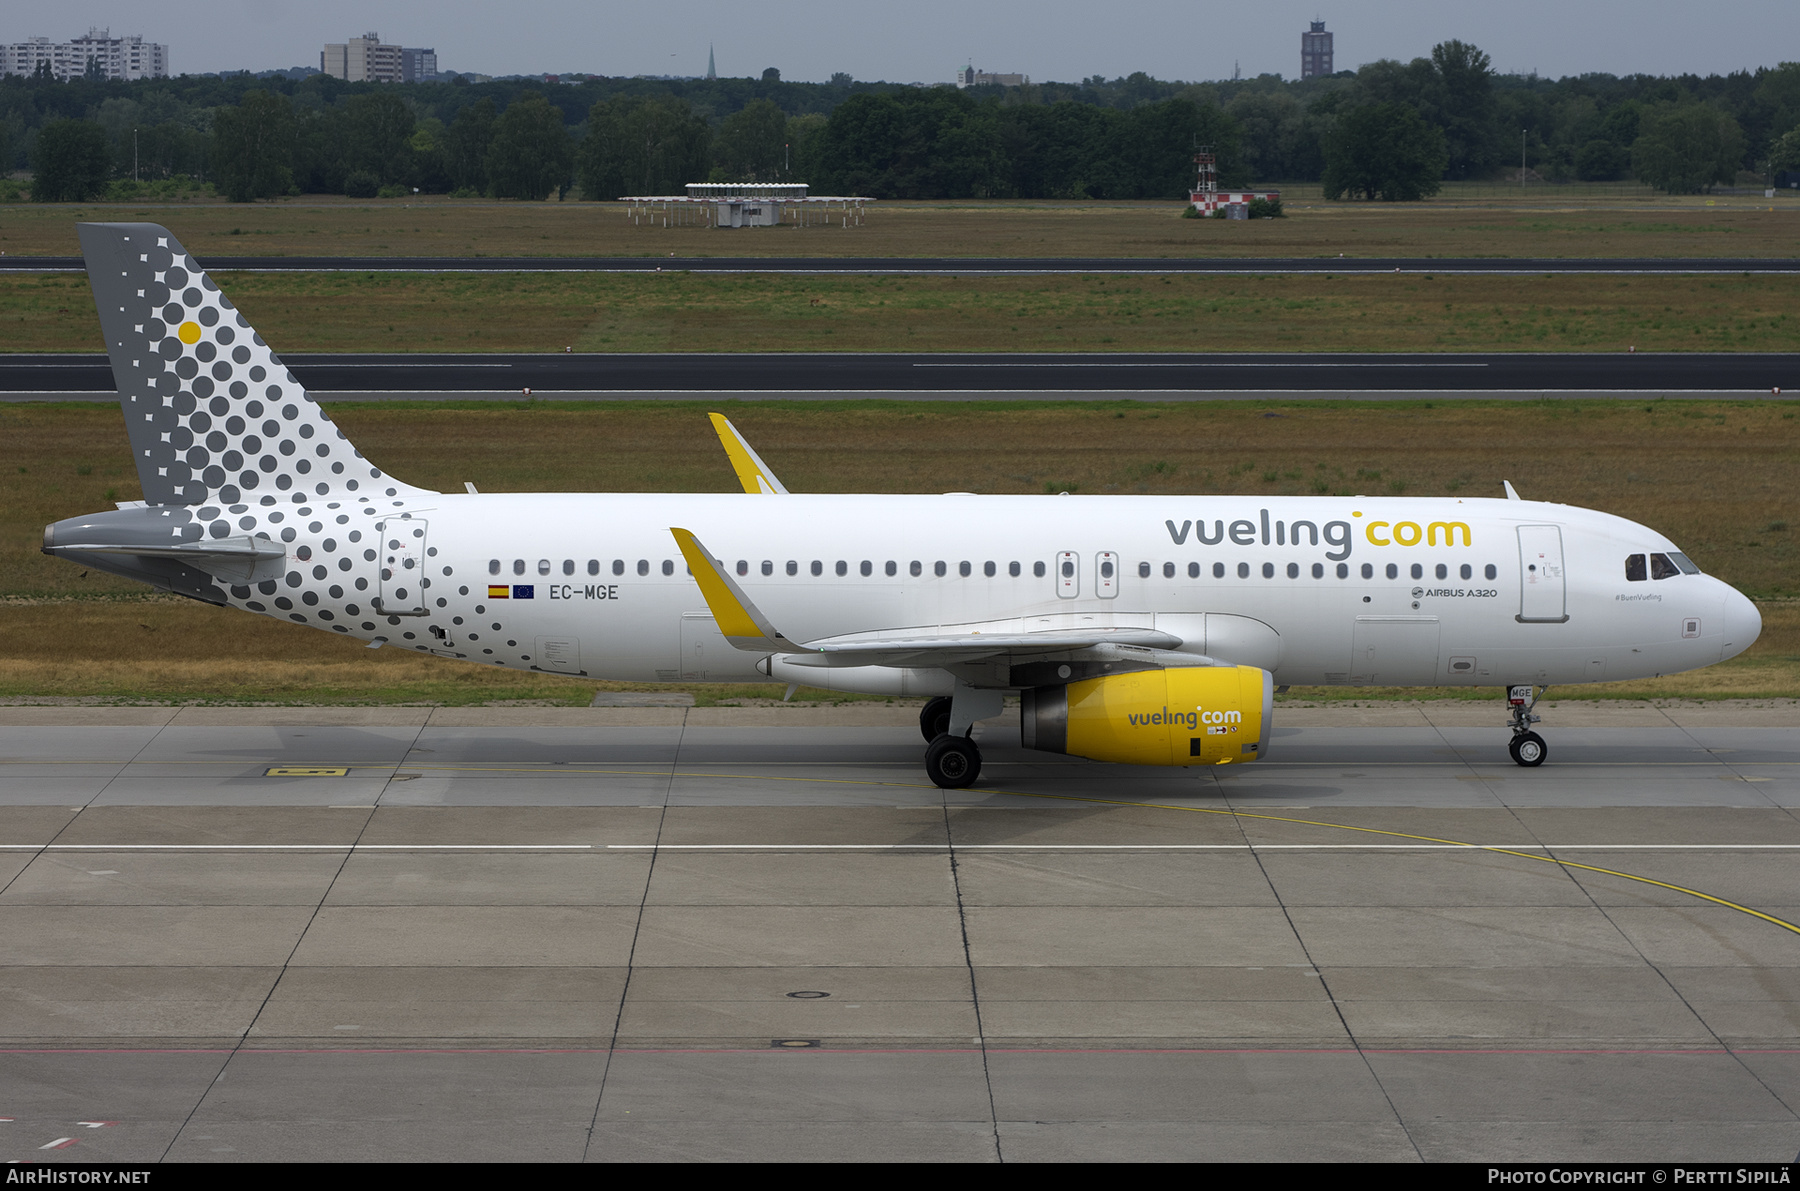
[1719,585,1762,662]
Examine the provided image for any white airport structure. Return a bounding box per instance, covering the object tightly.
[1,28,167,80]
[954,65,1027,88]
[618,183,872,228]
[322,33,435,83]
[1188,144,1280,216]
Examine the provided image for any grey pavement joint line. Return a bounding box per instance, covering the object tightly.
[152,725,423,1160]
[1228,767,1427,1163]
[942,796,1003,1162]
[1548,843,1800,1126]
[581,706,682,1162]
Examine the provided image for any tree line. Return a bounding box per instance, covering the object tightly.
[7,52,1799,203]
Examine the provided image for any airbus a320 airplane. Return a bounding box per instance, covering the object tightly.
[46,223,1762,787]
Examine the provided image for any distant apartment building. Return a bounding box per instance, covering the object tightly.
[1300,20,1333,79]
[0,28,168,80]
[954,65,1026,88]
[322,32,435,83]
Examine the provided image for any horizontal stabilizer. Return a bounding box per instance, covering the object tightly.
[45,534,288,584]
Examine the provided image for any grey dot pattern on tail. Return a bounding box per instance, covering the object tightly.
[83,223,431,510]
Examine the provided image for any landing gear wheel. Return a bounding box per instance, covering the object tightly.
[1509,731,1547,767]
[924,734,982,789]
[919,696,953,743]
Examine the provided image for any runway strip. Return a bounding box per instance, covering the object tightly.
[5,254,1799,275]
[5,350,1795,398]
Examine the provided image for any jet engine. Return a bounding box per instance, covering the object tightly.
[1021,665,1273,766]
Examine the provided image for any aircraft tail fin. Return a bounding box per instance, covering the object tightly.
[77,222,434,508]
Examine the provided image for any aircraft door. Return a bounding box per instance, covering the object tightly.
[680,611,763,680]
[1350,617,1442,685]
[1095,552,1120,598]
[1516,525,1569,623]
[1056,551,1079,599]
[375,516,428,616]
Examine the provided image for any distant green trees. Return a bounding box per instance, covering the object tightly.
[1322,102,1448,200]
[30,119,110,201]
[212,91,296,202]
[576,96,710,198]
[486,93,574,200]
[711,98,788,182]
[1630,104,1747,193]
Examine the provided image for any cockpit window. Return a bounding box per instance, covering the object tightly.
[1667,552,1701,575]
[1625,554,1647,582]
[1650,552,1680,580]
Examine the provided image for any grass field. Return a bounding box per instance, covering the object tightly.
[2,188,1797,260]
[5,399,1795,703]
[8,270,1798,354]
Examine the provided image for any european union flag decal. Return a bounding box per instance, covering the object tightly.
[513,585,535,599]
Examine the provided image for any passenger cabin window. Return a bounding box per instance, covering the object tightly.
[935,562,947,577]
[762,560,773,576]
[1650,553,1681,580]
[588,560,600,575]
[1163,563,1176,578]
[836,561,848,576]
[787,561,798,576]
[1485,564,1498,580]
[861,561,873,577]
[736,560,749,576]
[1410,564,1423,580]
[811,561,823,576]
[562,560,574,576]
[983,561,996,577]
[613,559,625,576]
[662,560,674,576]
[910,561,922,577]
[637,560,649,576]
[1625,554,1647,582]
[887,561,898,576]
[488,559,501,575]
[514,559,526,575]
[958,562,971,577]
[1033,561,1046,578]
[538,560,551,575]
[1009,562,1020,577]
[1386,564,1398,579]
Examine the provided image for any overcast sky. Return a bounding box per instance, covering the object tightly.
[5,1,1792,84]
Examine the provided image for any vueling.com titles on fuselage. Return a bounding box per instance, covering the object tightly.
[1163,509,1474,561]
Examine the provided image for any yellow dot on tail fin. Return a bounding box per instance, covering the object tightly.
[177,321,201,344]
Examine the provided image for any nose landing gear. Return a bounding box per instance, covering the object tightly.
[1507,684,1548,767]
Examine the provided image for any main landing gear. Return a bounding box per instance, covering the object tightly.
[925,733,981,788]
[1507,684,1548,767]
[920,687,1003,789]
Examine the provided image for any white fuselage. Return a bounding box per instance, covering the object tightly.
[226,492,1759,691]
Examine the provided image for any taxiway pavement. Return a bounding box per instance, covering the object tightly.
[5,255,1799,275]
[4,351,1796,401]
[4,700,1800,1162]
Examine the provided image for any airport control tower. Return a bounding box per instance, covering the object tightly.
[1301,20,1333,79]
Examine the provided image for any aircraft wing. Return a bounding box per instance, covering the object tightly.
[709,413,789,494]
[796,626,1183,666]
[670,527,1191,666]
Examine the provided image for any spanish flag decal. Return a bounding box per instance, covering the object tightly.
[488,585,509,599]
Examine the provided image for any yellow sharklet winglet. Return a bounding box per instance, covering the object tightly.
[709,413,790,495]
[670,528,789,650]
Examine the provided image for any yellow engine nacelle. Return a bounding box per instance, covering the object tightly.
[1020,665,1273,767]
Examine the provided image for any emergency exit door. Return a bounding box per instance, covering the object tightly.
[1516,525,1568,623]
[376,516,428,616]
